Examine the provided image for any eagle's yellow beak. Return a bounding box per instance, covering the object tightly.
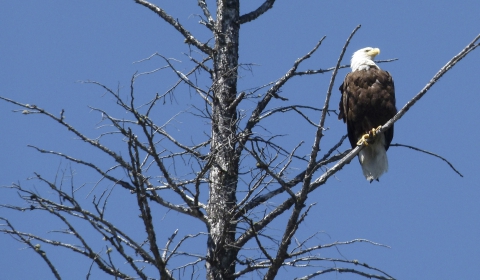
[369,48,380,58]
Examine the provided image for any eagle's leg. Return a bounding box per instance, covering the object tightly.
[356,126,383,146]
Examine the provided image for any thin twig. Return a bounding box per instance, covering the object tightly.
[293,59,398,76]
[390,143,463,177]
[295,267,395,280]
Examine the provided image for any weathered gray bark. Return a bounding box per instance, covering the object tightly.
[206,1,241,279]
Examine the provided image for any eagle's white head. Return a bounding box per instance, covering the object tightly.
[351,47,380,72]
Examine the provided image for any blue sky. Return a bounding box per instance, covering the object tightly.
[1,1,479,279]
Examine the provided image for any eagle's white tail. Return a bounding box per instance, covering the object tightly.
[358,133,388,182]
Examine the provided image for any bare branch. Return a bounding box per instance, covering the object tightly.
[0,218,62,280]
[26,144,204,220]
[295,267,395,280]
[134,0,212,54]
[259,105,334,128]
[246,217,275,264]
[2,181,145,279]
[245,144,296,200]
[293,59,398,76]
[239,0,276,24]
[127,132,174,279]
[226,91,245,111]
[156,54,213,105]
[1,97,136,170]
[165,232,208,265]
[197,0,214,29]
[391,143,463,177]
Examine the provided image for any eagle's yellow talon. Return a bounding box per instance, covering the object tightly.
[357,126,382,146]
[357,134,370,146]
[370,126,382,137]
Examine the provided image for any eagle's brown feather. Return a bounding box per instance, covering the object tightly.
[338,67,397,150]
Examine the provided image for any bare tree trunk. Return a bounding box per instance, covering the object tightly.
[206,1,240,279]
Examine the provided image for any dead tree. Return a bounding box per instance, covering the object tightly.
[1,1,479,279]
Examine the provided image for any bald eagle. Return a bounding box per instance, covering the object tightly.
[338,47,397,182]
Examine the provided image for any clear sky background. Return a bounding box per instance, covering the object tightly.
[1,1,479,279]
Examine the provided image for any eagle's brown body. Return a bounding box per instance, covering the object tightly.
[338,67,397,151]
